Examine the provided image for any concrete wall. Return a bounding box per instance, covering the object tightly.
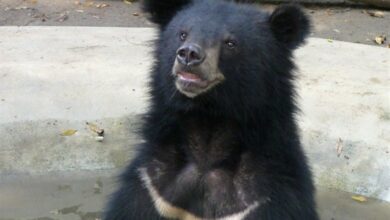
[0,27,389,201]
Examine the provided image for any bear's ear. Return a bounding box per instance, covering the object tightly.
[269,5,310,49]
[142,0,193,28]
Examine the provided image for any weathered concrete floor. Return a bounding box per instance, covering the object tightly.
[0,170,389,220]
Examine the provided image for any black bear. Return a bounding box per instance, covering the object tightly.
[105,0,318,219]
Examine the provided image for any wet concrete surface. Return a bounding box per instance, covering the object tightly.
[0,170,389,220]
[0,170,115,220]
[0,0,389,48]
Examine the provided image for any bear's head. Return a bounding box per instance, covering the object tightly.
[143,0,310,118]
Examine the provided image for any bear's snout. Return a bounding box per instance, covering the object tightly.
[176,43,206,66]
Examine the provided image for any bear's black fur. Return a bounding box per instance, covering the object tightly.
[104,0,318,219]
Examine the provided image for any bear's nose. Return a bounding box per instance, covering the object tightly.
[176,44,205,66]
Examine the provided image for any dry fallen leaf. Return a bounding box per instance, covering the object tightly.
[56,12,69,22]
[336,138,343,157]
[50,209,60,215]
[374,35,386,45]
[326,9,334,16]
[84,1,95,7]
[352,195,367,203]
[123,0,135,5]
[96,3,109,8]
[132,12,139,16]
[86,122,104,136]
[95,136,104,142]
[61,129,77,136]
[94,179,103,193]
[367,10,385,18]
[10,6,31,10]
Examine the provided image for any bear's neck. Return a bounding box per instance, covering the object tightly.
[179,116,241,169]
[142,106,298,152]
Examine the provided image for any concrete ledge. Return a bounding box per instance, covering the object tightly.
[0,27,389,201]
[0,27,155,174]
[295,38,390,201]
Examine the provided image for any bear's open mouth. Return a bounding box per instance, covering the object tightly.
[177,71,209,88]
[173,69,224,98]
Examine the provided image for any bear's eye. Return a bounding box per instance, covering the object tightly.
[225,40,236,49]
[180,32,187,41]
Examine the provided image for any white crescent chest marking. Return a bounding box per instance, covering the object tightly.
[138,168,260,220]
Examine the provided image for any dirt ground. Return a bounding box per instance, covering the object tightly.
[0,0,389,48]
